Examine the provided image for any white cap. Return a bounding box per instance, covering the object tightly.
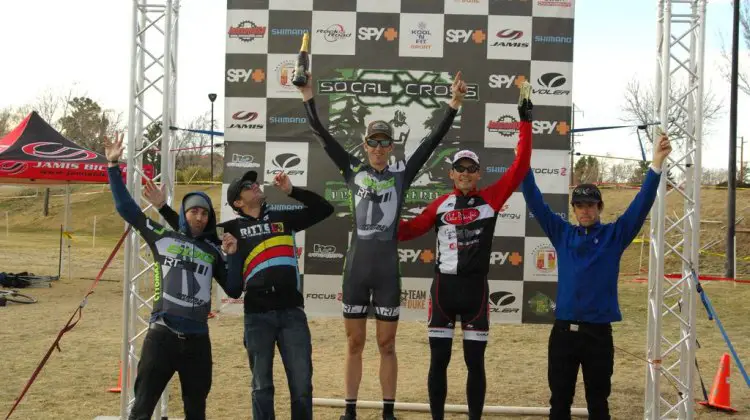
[452,150,480,165]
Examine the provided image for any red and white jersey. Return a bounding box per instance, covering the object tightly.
[398,121,532,277]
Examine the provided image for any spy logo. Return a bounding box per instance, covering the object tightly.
[358,27,398,41]
[445,29,486,44]
[488,74,527,89]
[227,68,266,83]
[532,121,570,136]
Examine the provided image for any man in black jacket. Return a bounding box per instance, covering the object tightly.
[144,170,333,420]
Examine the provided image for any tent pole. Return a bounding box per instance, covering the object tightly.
[65,185,71,281]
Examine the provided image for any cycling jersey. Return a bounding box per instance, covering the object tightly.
[398,120,532,277]
[108,166,237,334]
[397,120,531,338]
[220,187,334,313]
[304,97,457,321]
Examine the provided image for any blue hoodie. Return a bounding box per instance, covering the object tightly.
[521,167,661,323]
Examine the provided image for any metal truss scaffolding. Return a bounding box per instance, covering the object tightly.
[646,0,706,419]
[120,0,180,418]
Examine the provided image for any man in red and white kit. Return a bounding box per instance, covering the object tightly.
[397,98,534,420]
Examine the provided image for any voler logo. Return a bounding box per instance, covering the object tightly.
[489,251,523,265]
[358,27,398,41]
[228,111,264,130]
[317,24,352,42]
[487,115,518,137]
[535,73,570,96]
[228,21,266,42]
[269,153,304,176]
[488,74,527,89]
[492,29,528,47]
[488,291,520,313]
[227,154,261,168]
[532,120,570,136]
[308,244,344,259]
[227,68,265,83]
[398,249,435,264]
[445,29,486,44]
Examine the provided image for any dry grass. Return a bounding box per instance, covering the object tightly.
[0,185,749,419]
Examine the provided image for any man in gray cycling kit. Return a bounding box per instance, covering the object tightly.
[297,69,467,420]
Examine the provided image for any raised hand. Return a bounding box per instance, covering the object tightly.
[652,132,672,169]
[104,132,125,164]
[143,179,167,208]
[221,233,238,255]
[296,71,314,101]
[274,171,293,194]
[517,81,533,122]
[449,71,467,109]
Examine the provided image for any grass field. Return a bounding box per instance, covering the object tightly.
[1,185,749,419]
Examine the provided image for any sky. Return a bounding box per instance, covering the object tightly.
[0,0,747,170]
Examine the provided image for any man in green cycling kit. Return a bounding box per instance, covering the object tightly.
[297,68,467,420]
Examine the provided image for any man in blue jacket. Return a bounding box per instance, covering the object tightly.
[521,133,671,420]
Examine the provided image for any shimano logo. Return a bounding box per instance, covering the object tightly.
[486,166,508,174]
[269,116,307,124]
[267,204,304,211]
[534,35,573,44]
[271,28,307,36]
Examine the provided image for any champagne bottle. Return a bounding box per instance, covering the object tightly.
[292,32,310,87]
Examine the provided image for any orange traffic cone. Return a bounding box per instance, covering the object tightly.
[108,361,122,393]
[699,353,737,412]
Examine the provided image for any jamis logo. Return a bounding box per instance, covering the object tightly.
[0,161,28,175]
[227,111,264,130]
[442,208,480,225]
[268,153,304,176]
[22,142,98,161]
[228,21,267,42]
[533,245,557,273]
[317,24,352,42]
[491,29,528,48]
[487,115,518,137]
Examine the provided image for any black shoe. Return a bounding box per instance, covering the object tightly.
[340,415,356,420]
[382,416,397,420]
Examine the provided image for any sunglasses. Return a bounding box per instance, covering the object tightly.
[453,164,479,174]
[365,138,393,148]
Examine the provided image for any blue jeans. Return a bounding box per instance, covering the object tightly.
[243,307,313,420]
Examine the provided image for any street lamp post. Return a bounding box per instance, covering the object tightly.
[208,93,217,182]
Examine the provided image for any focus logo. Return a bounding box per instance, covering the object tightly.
[532,167,567,176]
[305,293,337,300]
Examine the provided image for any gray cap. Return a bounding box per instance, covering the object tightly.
[184,194,210,211]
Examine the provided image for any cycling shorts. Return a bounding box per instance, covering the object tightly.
[427,273,489,341]
[341,242,401,322]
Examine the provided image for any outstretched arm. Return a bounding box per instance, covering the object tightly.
[143,179,180,231]
[271,172,334,231]
[521,170,567,246]
[299,72,360,181]
[403,71,465,186]
[479,106,533,211]
[397,195,445,241]
[615,133,672,248]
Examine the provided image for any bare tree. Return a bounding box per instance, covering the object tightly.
[172,112,212,170]
[720,0,750,96]
[702,168,728,185]
[608,162,632,184]
[620,78,723,153]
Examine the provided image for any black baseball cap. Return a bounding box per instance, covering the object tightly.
[365,120,394,140]
[227,170,258,208]
[571,183,603,205]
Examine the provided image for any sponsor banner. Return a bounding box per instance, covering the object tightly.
[487,15,532,60]
[226,10,269,54]
[531,17,574,62]
[486,67,530,104]
[532,0,575,19]
[489,0,531,16]
[399,13,445,58]
[267,11,312,53]
[269,0,313,11]
[263,141,310,187]
[522,280,558,323]
[493,192,527,237]
[484,102,522,149]
[529,61,573,107]
[487,280,524,324]
[312,11,357,55]
[398,231,439,279]
[444,0,489,16]
[224,97,267,142]
[356,0,401,13]
[523,236,558,281]
[488,236,525,280]
[266,98,311,140]
[529,149,570,194]
[266,53,313,99]
[302,274,343,317]
[225,55,267,98]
